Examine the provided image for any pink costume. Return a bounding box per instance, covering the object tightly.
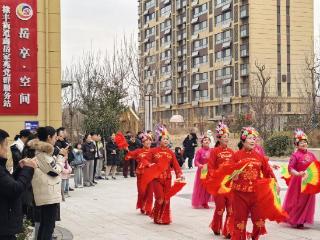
[282,149,317,226]
[191,147,211,208]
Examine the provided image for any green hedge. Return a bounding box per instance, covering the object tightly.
[264,132,294,157]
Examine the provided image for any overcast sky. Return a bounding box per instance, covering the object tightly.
[61,0,320,67]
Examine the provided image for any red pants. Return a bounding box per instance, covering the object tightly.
[136,175,153,215]
[151,178,172,224]
[232,191,266,240]
[210,194,233,237]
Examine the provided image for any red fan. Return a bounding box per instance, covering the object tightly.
[140,158,171,193]
[115,132,129,149]
[255,178,288,223]
[165,180,186,200]
[202,162,248,196]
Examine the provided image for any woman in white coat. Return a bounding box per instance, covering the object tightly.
[29,126,66,240]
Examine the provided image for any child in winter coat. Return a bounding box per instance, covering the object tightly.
[61,158,72,198]
[175,147,185,167]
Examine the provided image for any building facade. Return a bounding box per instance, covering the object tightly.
[0,0,62,139]
[138,0,314,128]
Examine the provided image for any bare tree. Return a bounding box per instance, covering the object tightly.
[249,61,279,138]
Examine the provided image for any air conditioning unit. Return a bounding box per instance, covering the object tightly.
[192,68,200,73]
[191,17,199,24]
[192,51,199,57]
[192,101,199,106]
[191,33,199,40]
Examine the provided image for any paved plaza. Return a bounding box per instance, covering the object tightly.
[58,162,320,240]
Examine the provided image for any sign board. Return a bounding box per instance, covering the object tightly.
[0,0,38,115]
[25,121,38,131]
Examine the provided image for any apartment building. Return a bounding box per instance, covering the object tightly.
[138,0,314,128]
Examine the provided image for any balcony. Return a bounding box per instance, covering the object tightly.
[191,0,198,7]
[240,64,249,76]
[241,84,249,96]
[240,25,249,38]
[240,5,249,18]
[215,0,232,9]
[241,49,249,57]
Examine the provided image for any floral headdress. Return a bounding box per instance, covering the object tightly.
[240,127,259,141]
[294,129,308,145]
[216,122,229,138]
[155,123,170,143]
[141,133,152,143]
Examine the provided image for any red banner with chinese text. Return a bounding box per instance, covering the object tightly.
[0,0,37,115]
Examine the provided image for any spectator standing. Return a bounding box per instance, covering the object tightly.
[123,132,139,178]
[71,143,86,188]
[82,134,96,187]
[61,158,72,198]
[0,129,36,240]
[183,132,198,169]
[10,129,31,171]
[175,147,185,167]
[94,134,105,180]
[29,126,65,240]
[106,133,120,180]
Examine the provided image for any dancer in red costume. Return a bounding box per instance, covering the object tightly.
[125,134,153,215]
[208,122,234,238]
[231,127,278,240]
[150,134,183,224]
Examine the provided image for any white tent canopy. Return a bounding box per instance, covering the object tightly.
[169,115,184,123]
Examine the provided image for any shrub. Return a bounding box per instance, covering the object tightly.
[264,132,294,157]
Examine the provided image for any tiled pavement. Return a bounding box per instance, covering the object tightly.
[58,161,320,240]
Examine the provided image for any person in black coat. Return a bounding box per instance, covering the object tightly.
[82,134,96,186]
[106,133,120,180]
[0,129,36,240]
[123,132,140,178]
[183,132,198,169]
[10,129,31,171]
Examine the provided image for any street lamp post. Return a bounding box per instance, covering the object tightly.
[144,84,153,131]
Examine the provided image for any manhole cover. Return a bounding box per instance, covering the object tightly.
[53,226,73,240]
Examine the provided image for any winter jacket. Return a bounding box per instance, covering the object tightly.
[61,160,72,180]
[0,157,34,236]
[28,139,63,206]
[82,141,96,161]
[183,135,198,155]
[106,140,120,166]
[71,149,86,167]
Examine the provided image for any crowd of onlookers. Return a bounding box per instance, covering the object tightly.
[0,123,204,240]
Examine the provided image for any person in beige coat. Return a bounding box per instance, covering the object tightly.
[29,126,66,240]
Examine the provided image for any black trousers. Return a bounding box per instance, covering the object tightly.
[123,159,136,177]
[93,158,97,180]
[0,236,16,240]
[37,204,57,240]
[184,152,195,168]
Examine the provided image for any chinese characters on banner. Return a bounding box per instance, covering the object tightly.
[0,0,37,115]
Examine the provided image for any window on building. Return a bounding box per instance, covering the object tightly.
[215,30,231,44]
[144,12,155,23]
[161,50,171,60]
[215,11,232,26]
[193,72,209,84]
[193,38,208,51]
[160,19,171,31]
[193,3,208,18]
[193,55,208,67]
[145,27,156,38]
[193,20,208,34]
[145,0,156,10]
[215,48,231,62]
[160,5,171,17]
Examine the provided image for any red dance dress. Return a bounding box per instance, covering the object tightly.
[231,149,276,240]
[149,147,182,224]
[125,147,153,215]
[208,145,234,237]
